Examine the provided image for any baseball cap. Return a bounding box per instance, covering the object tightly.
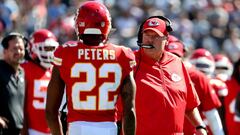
[142,18,168,37]
[165,41,184,57]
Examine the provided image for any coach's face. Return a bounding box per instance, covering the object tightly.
[4,37,25,66]
[142,30,168,61]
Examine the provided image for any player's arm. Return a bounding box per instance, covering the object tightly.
[46,66,65,135]
[120,71,136,135]
[185,107,207,135]
[204,109,224,135]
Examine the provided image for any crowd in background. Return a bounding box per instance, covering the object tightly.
[0,0,240,135]
[0,0,240,63]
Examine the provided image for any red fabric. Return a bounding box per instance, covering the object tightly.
[165,42,184,57]
[225,77,240,135]
[21,61,51,133]
[210,78,228,97]
[53,42,135,122]
[134,51,200,135]
[183,65,221,135]
[143,18,168,36]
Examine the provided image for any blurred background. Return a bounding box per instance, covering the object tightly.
[0,0,239,63]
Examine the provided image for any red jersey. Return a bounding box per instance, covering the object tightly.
[183,65,221,135]
[134,51,200,135]
[53,42,135,122]
[21,61,52,133]
[210,78,228,97]
[224,77,240,135]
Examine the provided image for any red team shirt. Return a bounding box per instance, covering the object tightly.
[134,51,200,135]
[183,65,221,135]
[21,61,52,133]
[53,41,135,123]
[225,77,240,135]
[210,78,228,97]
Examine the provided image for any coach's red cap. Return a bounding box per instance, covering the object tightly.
[143,18,168,36]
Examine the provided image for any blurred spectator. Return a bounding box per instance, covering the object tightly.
[201,35,220,54]
[0,0,239,72]
[48,16,75,44]
[21,0,47,35]
[1,1,240,135]
[0,0,13,32]
[114,7,137,39]
[47,0,67,26]
[222,27,240,63]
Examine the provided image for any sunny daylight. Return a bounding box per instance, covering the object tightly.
[0,0,240,135]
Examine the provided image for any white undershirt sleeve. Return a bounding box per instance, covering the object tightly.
[204,109,224,135]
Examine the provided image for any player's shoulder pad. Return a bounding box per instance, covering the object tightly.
[108,43,134,57]
[119,45,135,59]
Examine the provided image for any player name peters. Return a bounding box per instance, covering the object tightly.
[78,48,116,60]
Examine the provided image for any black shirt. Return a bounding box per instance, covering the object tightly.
[0,60,25,129]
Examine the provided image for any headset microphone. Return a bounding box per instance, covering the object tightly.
[137,42,154,49]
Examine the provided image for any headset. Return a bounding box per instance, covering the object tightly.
[136,16,173,49]
[1,32,28,49]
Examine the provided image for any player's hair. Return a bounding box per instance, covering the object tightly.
[1,32,28,49]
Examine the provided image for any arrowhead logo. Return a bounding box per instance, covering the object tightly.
[171,73,182,82]
[148,20,160,26]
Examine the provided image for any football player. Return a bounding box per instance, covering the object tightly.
[45,1,136,135]
[21,29,59,135]
[224,58,240,135]
[190,48,228,134]
[190,49,228,98]
[214,54,233,82]
[165,36,223,135]
[165,35,223,135]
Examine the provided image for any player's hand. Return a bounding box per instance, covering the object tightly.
[0,117,8,129]
[195,128,208,135]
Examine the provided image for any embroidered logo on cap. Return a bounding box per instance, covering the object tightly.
[148,20,160,27]
[168,44,178,50]
[171,73,182,82]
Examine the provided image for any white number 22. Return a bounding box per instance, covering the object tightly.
[71,63,122,111]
